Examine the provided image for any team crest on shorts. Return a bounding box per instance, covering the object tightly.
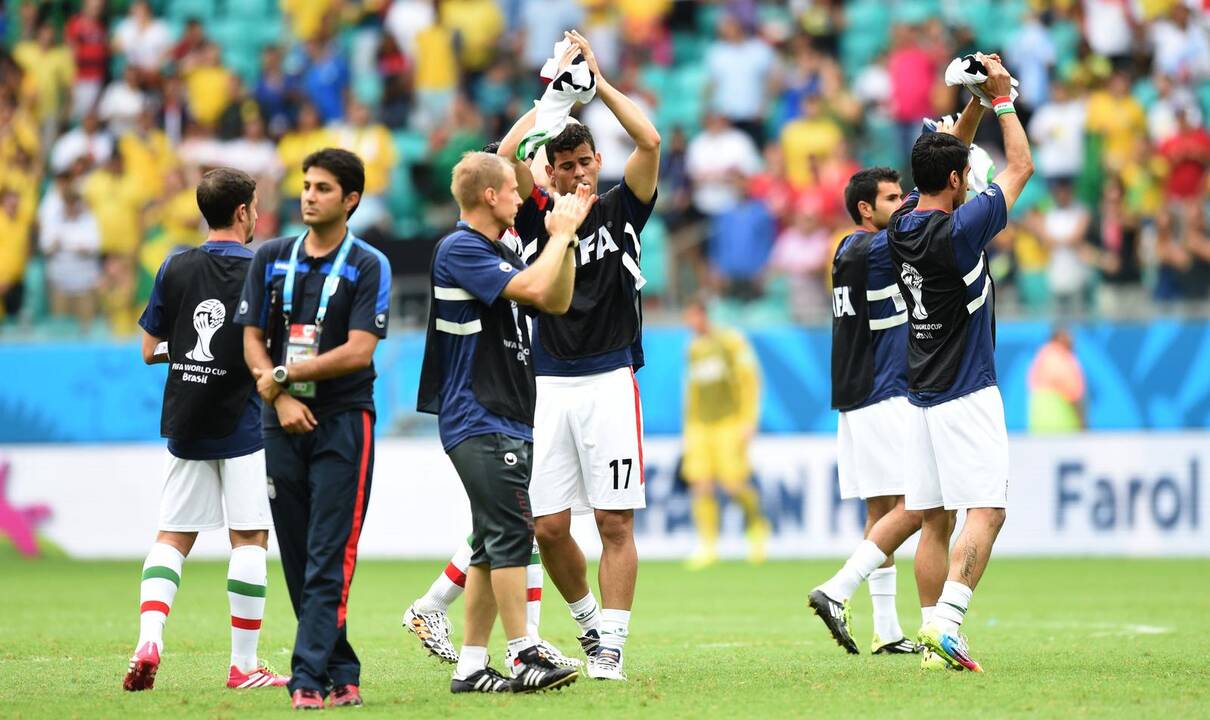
[504,452,518,466]
[266,477,276,499]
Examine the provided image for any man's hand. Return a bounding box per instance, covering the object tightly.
[274,393,317,434]
[252,366,282,403]
[934,115,958,136]
[543,184,597,240]
[979,53,1014,99]
[565,30,602,81]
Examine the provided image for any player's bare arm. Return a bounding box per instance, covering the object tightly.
[503,185,596,313]
[565,30,661,202]
[983,56,1034,210]
[243,325,279,402]
[498,107,539,198]
[275,330,379,384]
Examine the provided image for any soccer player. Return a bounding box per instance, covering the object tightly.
[403,141,579,671]
[681,297,768,569]
[237,149,392,708]
[497,30,661,680]
[807,167,924,656]
[125,168,287,692]
[886,54,1034,671]
[417,151,594,693]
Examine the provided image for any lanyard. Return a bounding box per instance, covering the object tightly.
[282,229,355,328]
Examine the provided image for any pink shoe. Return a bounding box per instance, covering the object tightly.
[123,642,160,692]
[329,684,363,707]
[227,662,290,689]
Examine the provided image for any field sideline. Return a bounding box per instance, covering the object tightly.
[2,555,1207,718]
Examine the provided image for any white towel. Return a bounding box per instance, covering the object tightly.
[944,54,1019,109]
[921,114,998,194]
[517,38,597,161]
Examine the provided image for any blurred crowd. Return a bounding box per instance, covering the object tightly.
[0,0,1207,335]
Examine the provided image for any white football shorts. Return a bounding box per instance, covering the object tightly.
[837,395,914,500]
[530,367,647,516]
[158,449,273,531]
[904,385,1010,511]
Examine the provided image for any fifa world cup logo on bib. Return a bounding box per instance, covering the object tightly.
[900,263,929,320]
[186,299,226,362]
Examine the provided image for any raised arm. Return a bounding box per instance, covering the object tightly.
[566,31,661,202]
[498,106,538,199]
[982,56,1034,211]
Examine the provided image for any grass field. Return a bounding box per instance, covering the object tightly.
[2,554,1208,719]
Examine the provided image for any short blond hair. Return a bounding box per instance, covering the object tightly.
[450,151,512,211]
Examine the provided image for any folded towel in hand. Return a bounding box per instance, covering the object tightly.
[944,54,1019,109]
[517,38,597,161]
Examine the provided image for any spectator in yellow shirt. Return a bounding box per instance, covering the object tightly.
[281,0,335,42]
[682,297,769,569]
[13,21,75,149]
[413,20,458,131]
[780,94,844,188]
[1085,70,1147,172]
[0,186,36,320]
[332,98,396,233]
[183,43,234,128]
[83,153,146,333]
[278,103,333,223]
[439,0,504,73]
[119,109,177,201]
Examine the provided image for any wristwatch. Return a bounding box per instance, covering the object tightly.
[272,365,289,384]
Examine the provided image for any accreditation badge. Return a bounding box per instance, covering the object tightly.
[285,323,319,398]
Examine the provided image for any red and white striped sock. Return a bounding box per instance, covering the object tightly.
[526,540,543,638]
[136,543,184,653]
[415,537,472,614]
[227,545,267,672]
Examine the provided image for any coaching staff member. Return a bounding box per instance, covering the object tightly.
[418,152,594,693]
[236,148,392,710]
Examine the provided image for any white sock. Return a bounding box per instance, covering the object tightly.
[568,592,601,634]
[136,543,184,652]
[526,540,543,639]
[819,540,887,602]
[868,566,904,642]
[415,540,472,614]
[933,581,973,635]
[921,606,935,627]
[599,609,630,651]
[454,645,488,679]
[227,545,268,673]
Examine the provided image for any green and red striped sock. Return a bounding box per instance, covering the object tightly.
[227,545,268,673]
[136,543,184,652]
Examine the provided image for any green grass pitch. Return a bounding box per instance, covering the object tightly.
[2,554,1207,718]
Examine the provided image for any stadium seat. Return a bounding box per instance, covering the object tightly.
[393,129,430,166]
[638,215,669,299]
[221,0,277,21]
[167,0,217,23]
[1132,78,1159,110]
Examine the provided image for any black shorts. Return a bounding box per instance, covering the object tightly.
[448,433,534,569]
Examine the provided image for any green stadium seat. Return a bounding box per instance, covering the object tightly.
[167,0,217,23]
[638,216,668,299]
[1132,78,1159,110]
[1198,81,1210,119]
[221,0,277,20]
[393,129,430,166]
